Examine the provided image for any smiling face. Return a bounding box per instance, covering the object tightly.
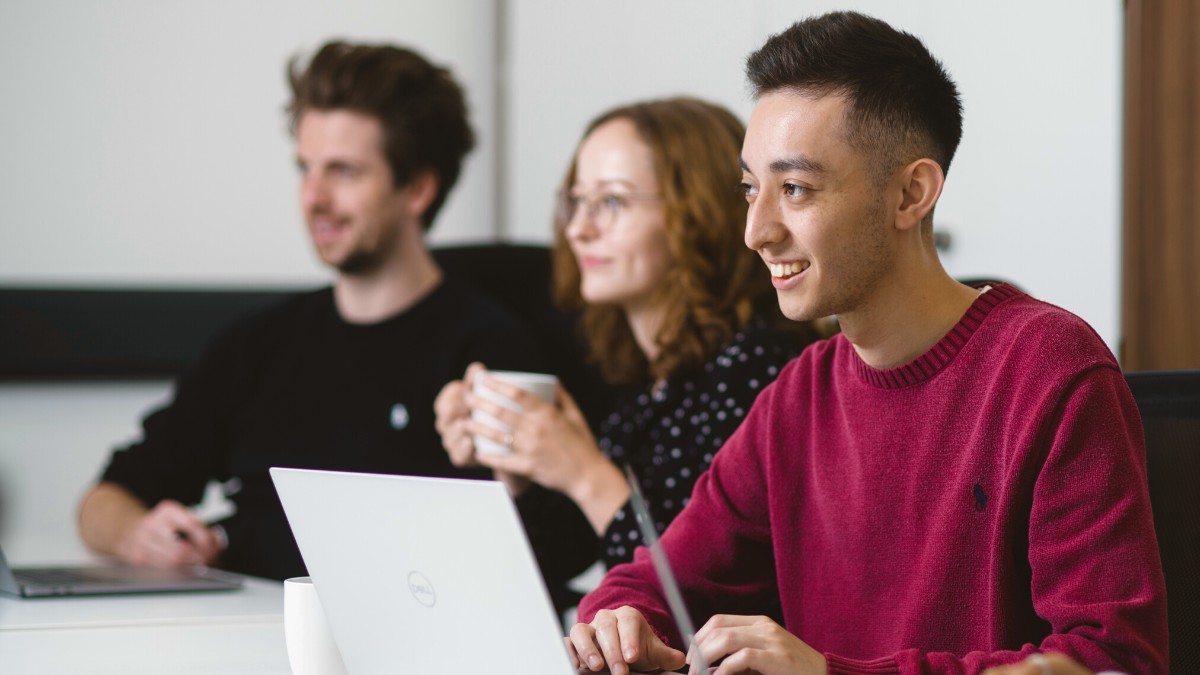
[564,118,673,313]
[741,91,895,323]
[296,109,421,275]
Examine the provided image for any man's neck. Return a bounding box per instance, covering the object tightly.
[332,243,443,325]
[839,264,982,371]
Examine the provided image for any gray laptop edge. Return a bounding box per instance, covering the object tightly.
[624,463,711,675]
[0,545,243,598]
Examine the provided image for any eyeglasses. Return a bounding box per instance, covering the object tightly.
[556,189,661,231]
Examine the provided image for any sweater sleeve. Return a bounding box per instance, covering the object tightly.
[823,366,1168,675]
[99,317,253,507]
[577,376,783,648]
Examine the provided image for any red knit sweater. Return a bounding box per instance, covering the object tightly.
[579,284,1168,674]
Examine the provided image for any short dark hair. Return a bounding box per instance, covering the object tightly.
[287,41,475,230]
[746,11,963,183]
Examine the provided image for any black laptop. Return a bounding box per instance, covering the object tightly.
[0,545,243,598]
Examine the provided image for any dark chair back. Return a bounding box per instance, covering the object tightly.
[1126,369,1200,674]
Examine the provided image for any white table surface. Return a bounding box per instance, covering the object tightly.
[0,574,290,674]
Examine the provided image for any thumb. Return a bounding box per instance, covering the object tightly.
[643,633,687,670]
[464,362,488,387]
[556,385,587,423]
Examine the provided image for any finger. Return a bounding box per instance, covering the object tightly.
[564,637,580,669]
[593,612,629,675]
[148,502,223,563]
[710,647,769,675]
[155,505,215,555]
[556,385,588,423]
[464,417,514,447]
[465,393,524,428]
[616,608,647,664]
[148,522,212,565]
[692,614,758,646]
[140,530,203,566]
[444,419,478,466]
[691,625,764,674]
[433,381,467,429]
[648,637,688,672]
[190,526,223,563]
[569,622,607,672]
[474,449,533,477]
[464,362,488,387]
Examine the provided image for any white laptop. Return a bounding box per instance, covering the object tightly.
[270,467,577,675]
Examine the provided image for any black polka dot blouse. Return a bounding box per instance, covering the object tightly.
[597,319,804,568]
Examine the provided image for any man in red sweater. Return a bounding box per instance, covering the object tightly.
[567,11,1167,675]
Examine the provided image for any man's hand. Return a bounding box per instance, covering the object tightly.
[689,614,827,675]
[566,606,685,675]
[116,500,223,566]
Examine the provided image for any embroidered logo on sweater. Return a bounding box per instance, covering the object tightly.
[972,482,988,512]
[390,403,410,430]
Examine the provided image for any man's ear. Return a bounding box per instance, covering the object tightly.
[894,158,944,232]
[402,170,440,222]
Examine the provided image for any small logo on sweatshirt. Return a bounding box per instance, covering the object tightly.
[972,482,988,512]
[390,403,409,430]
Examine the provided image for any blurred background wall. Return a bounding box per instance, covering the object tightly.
[0,0,1123,559]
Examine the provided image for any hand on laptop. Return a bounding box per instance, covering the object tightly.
[117,499,224,567]
[567,606,685,675]
[688,614,827,675]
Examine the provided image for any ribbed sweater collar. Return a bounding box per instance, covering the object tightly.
[851,282,1022,389]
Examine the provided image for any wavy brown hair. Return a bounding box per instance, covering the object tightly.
[553,97,806,385]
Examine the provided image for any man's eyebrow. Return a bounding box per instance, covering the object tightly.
[769,155,828,175]
[739,155,829,176]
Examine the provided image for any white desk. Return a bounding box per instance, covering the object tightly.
[0,575,290,674]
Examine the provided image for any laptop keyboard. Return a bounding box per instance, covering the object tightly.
[15,568,117,584]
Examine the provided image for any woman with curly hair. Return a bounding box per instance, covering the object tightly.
[435,97,816,572]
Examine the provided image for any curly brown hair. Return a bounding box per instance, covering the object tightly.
[552,97,806,385]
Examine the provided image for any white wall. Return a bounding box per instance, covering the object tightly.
[0,0,501,560]
[0,0,498,288]
[507,0,1123,353]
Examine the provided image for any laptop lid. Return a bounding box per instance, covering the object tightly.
[624,464,711,675]
[0,545,243,598]
[270,467,576,675]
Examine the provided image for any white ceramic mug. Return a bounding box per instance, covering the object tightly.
[471,370,558,455]
[283,576,349,675]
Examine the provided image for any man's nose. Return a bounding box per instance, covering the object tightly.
[744,194,783,252]
[300,174,330,212]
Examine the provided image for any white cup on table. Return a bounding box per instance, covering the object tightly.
[471,370,558,455]
[283,576,348,675]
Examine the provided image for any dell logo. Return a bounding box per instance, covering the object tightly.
[407,571,436,607]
